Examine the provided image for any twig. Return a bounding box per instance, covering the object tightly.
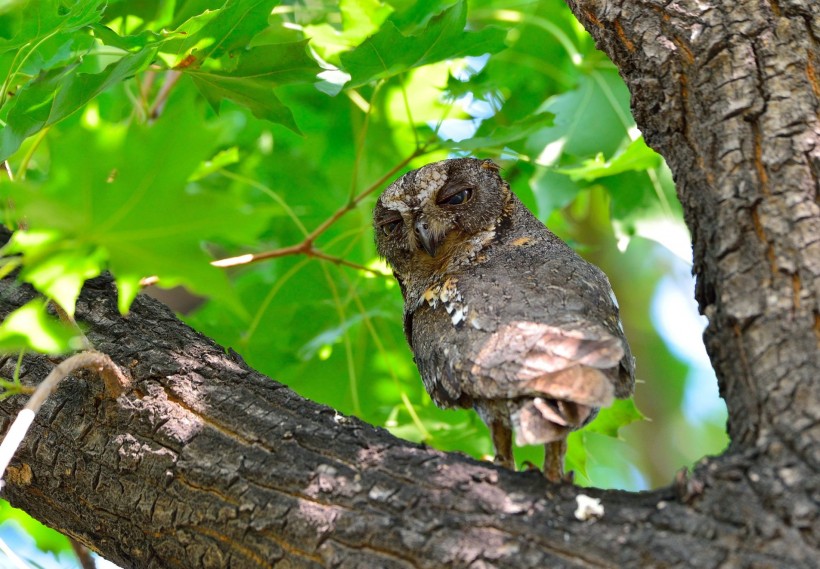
[148,70,182,120]
[50,301,93,351]
[70,538,97,569]
[211,147,429,271]
[309,250,383,274]
[305,147,427,245]
[0,352,129,488]
[212,244,383,276]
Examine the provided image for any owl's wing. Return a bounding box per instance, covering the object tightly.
[469,320,623,405]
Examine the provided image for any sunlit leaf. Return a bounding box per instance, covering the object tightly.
[585,398,646,439]
[557,136,660,181]
[527,70,632,160]
[0,0,104,56]
[186,41,320,130]
[341,0,506,87]
[0,299,78,354]
[90,23,165,51]
[5,230,107,315]
[174,0,279,65]
[4,99,262,314]
[0,47,157,161]
[304,0,394,62]
[190,147,241,181]
[444,112,553,151]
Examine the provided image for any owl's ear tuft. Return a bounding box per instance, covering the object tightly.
[480,159,500,172]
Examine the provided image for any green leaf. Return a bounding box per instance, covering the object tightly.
[0,47,157,161]
[0,0,104,55]
[189,146,241,181]
[443,112,554,151]
[604,165,690,258]
[90,23,165,51]
[0,299,79,354]
[340,0,394,43]
[585,398,646,439]
[4,100,261,314]
[341,0,506,87]
[5,230,107,315]
[174,0,279,65]
[529,166,582,219]
[0,0,105,116]
[565,430,590,484]
[304,0,394,62]
[557,136,661,181]
[526,69,632,161]
[298,309,386,361]
[186,41,320,130]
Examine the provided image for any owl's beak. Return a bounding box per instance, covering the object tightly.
[414,218,439,257]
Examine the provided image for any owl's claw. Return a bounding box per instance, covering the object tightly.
[544,439,572,483]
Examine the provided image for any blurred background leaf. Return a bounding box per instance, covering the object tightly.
[0,0,728,566]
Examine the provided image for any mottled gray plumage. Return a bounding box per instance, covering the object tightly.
[374,158,634,481]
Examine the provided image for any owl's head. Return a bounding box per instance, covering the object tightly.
[374,158,512,277]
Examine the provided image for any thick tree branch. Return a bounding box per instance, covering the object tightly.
[565,0,819,456]
[0,273,813,568]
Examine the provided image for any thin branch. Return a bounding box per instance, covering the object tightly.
[211,146,432,271]
[0,352,129,487]
[212,245,385,276]
[70,538,97,569]
[304,146,428,246]
[310,250,385,275]
[148,71,182,121]
[349,83,382,201]
[399,73,420,150]
[50,301,93,351]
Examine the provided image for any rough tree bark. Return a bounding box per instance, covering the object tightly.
[0,1,817,567]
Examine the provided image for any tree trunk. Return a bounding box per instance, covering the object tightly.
[1,1,818,567]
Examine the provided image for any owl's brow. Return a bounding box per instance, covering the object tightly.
[375,208,402,224]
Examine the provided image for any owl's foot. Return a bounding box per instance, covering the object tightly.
[488,419,515,470]
[544,439,573,483]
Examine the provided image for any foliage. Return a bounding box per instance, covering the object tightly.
[0,0,727,562]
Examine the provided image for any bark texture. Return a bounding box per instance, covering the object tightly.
[0,1,818,567]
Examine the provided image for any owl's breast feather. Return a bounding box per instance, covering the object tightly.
[421,277,469,326]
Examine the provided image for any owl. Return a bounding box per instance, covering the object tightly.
[374,158,635,481]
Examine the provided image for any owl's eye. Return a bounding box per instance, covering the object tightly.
[380,219,401,235]
[439,187,473,206]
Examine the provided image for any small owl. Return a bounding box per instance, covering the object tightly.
[374,158,634,481]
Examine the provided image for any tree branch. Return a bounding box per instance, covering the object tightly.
[211,146,430,272]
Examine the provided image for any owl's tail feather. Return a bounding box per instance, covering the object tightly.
[523,365,615,407]
[512,366,614,445]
